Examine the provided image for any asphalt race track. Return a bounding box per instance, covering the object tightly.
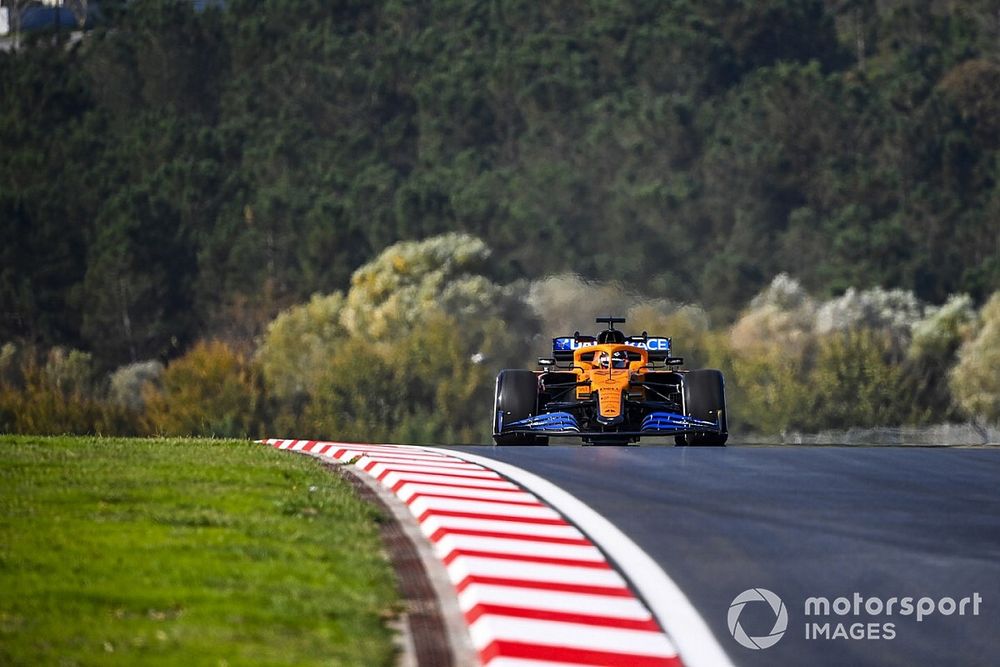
[452,445,1000,666]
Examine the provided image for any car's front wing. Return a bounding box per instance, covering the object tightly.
[495,410,722,438]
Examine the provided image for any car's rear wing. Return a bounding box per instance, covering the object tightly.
[552,335,596,361]
[552,335,672,362]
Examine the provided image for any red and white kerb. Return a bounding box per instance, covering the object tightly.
[263,438,684,667]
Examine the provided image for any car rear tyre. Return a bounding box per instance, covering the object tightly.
[675,369,728,446]
[493,370,548,446]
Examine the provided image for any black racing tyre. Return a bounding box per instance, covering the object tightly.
[493,370,548,446]
[675,369,728,446]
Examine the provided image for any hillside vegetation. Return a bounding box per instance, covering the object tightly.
[2,234,999,441]
[2,1,999,439]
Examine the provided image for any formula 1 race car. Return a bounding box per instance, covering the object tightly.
[492,317,727,446]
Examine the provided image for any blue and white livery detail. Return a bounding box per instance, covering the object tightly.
[552,336,671,354]
[505,412,581,433]
[640,412,718,432]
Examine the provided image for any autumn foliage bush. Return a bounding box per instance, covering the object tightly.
[142,341,262,438]
[0,346,139,435]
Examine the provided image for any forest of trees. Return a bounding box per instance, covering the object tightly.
[2,0,999,440]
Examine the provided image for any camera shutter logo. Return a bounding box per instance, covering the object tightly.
[728,588,788,649]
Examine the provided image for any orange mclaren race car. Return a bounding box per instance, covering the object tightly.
[492,317,727,446]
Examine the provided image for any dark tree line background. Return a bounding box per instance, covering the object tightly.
[2,0,1000,373]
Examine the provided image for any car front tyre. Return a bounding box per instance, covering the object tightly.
[493,369,548,446]
[675,369,728,446]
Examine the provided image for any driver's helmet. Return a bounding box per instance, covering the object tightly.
[598,351,629,369]
[597,329,626,344]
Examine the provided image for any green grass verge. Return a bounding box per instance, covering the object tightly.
[0,436,400,666]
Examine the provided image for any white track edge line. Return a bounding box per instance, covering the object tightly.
[425,446,736,667]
